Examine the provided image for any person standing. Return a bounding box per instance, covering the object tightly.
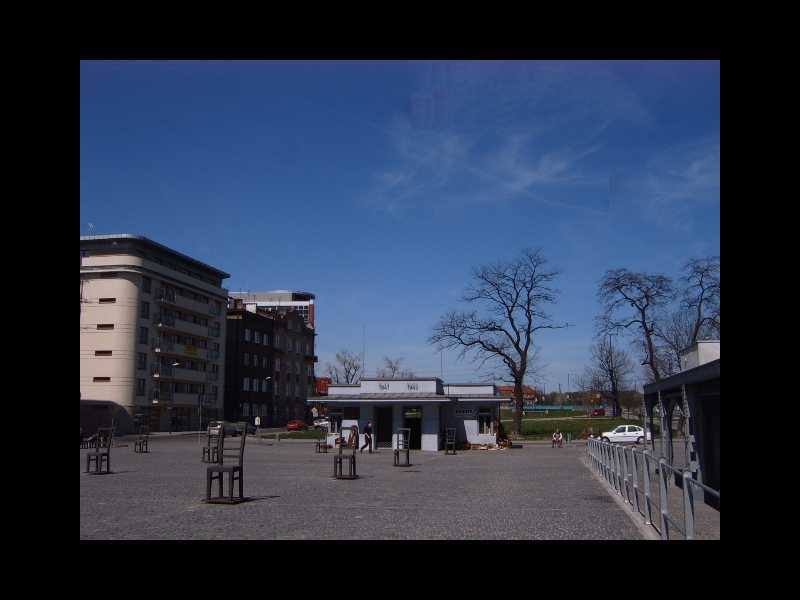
[360,421,373,453]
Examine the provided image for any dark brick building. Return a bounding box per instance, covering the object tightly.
[224,298,317,426]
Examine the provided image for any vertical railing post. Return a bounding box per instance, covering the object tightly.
[622,447,631,504]
[642,450,653,526]
[658,458,670,540]
[682,471,695,540]
[632,448,641,516]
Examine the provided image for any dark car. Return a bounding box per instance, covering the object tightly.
[208,421,256,437]
[286,420,307,431]
[591,407,606,417]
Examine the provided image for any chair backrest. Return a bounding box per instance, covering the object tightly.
[396,428,410,450]
[446,427,456,443]
[340,426,357,455]
[97,427,114,450]
[219,422,247,466]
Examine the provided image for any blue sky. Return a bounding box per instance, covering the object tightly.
[80,60,720,391]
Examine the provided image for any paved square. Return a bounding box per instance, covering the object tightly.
[80,436,645,540]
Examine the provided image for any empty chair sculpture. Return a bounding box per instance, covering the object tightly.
[315,426,328,453]
[445,427,457,455]
[86,427,113,474]
[333,426,358,479]
[133,426,150,453]
[393,427,411,467]
[206,423,247,504]
[202,426,222,464]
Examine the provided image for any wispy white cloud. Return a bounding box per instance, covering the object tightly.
[361,61,651,218]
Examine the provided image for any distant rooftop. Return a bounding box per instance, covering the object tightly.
[230,290,315,300]
[80,234,230,279]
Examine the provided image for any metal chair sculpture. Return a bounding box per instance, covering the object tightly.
[315,426,329,453]
[133,426,150,453]
[393,427,412,467]
[445,427,457,455]
[333,426,358,479]
[86,427,113,474]
[205,422,247,504]
[202,426,221,464]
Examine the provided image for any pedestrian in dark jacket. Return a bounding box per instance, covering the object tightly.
[360,421,373,453]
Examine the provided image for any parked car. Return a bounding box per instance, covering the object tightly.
[601,425,651,444]
[591,407,606,417]
[313,418,330,430]
[207,421,256,437]
[286,420,307,431]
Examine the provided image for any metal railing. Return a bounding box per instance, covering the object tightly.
[587,438,719,540]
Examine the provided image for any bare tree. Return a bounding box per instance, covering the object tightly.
[597,269,674,382]
[653,256,720,376]
[324,349,363,384]
[588,338,635,417]
[682,256,720,340]
[376,356,415,379]
[430,248,569,435]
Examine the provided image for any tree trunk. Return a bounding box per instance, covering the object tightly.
[513,379,523,435]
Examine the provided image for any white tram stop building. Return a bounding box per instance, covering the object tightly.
[309,378,510,451]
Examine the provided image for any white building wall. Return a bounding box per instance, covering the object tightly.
[421,404,440,451]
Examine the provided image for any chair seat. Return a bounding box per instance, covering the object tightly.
[207,464,242,472]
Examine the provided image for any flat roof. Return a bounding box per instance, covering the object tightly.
[360,377,443,382]
[80,234,230,279]
[643,359,720,395]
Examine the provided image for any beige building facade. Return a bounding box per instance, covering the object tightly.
[80,234,230,433]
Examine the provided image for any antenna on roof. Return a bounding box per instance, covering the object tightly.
[87,223,95,235]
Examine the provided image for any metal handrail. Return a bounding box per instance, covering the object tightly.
[586,438,719,540]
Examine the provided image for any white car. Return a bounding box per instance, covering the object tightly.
[601,425,651,444]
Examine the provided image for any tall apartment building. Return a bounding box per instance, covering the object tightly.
[80,234,230,434]
[228,290,316,328]
[225,297,317,426]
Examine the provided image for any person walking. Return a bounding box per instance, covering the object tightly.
[360,421,373,453]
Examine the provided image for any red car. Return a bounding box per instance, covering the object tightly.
[286,420,307,431]
[591,407,606,417]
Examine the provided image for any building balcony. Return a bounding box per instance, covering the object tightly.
[171,367,208,383]
[152,339,219,363]
[151,390,173,404]
[172,392,203,407]
[155,314,212,339]
[151,365,174,378]
[156,287,214,317]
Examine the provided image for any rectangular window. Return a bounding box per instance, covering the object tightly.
[244,328,251,342]
[95,350,112,356]
[252,377,259,392]
[136,379,145,396]
[243,378,250,392]
[93,377,111,382]
[264,334,270,346]
[142,277,152,293]
[242,403,250,417]
[97,324,114,330]
[141,301,150,318]
[478,408,494,435]
[263,356,268,369]
[243,353,250,366]
[255,331,262,344]
[275,358,281,371]
[137,353,147,369]
[139,326,149,345]
[212,342,220,351]
[98,298,116,304]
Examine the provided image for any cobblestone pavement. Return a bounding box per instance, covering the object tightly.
[80,436,645,540]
